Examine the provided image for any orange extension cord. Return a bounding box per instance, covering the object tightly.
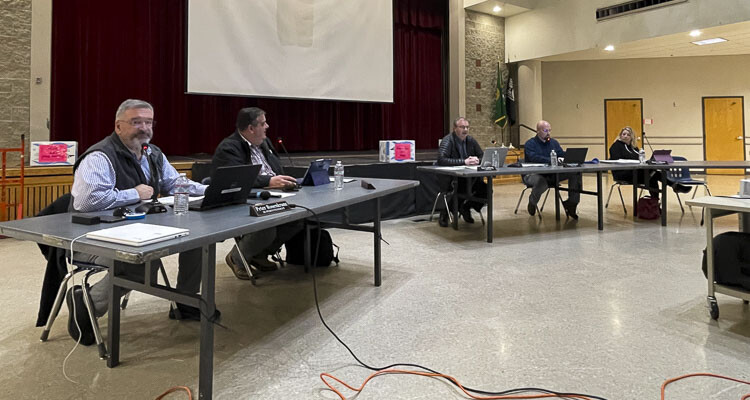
[155,386,192,400]
[321,369,597,400]
[661,373,750,400]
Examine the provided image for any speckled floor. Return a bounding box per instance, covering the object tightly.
[0,175,748,399]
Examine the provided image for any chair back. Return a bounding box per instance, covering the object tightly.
[667,156,691,181]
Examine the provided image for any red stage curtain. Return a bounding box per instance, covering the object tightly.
[51,0,446,156]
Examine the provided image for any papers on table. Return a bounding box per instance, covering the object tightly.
[520,163,546,167]
[599,159,640,164]
[328,177,356,183]
[157,195,204,205]
[267,190,296,198]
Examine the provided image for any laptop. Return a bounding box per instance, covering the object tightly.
[189,164,260,211]
[651,149,674,164]
[561,147,588,167]
[297,159,332,186]
[86,223,189,247]
[480,147,509,168]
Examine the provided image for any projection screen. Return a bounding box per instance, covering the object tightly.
[186,0,394,102]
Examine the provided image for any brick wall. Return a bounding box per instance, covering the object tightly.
[0,0,31,167]
[464,10,508,149]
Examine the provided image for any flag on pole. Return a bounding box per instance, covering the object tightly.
[506,77,516,126]
[491,62,508,128]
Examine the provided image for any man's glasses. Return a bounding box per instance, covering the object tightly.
[457,125,470,129]
[121,119,156,128]
[542,128,551,133]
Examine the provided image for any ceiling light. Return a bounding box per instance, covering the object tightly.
[604,45,615,51]
[691,37,727,46]
[492,5,501,12]
[689,30,701,37]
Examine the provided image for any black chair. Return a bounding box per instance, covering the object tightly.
[605,180,646,216]
[514,180,551,220]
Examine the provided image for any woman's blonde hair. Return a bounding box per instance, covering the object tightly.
[616,126,634,143]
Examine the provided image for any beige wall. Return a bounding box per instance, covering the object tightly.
[506,0,750,62]
[30,0,51,144]
[541,54,750,161]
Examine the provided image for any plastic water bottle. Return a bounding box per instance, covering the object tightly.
[173,173,190,215]
[638,149,646,164]
[491,150,499,168]
[334,161,344,190]
[550,149,558,167]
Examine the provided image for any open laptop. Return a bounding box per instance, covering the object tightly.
[651,149,674,164]
[480,147,509,168]
[189,164,260,211]
[297,159,332,186]
[86,223,189,247]
[561,147,588,167]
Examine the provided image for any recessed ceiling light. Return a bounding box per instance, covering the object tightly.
[689,30,701,37]
[692,37,728,46]
[604,45,615,51]
[493,5,501,12]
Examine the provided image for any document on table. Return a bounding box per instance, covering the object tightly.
[267,190,296,198]
[157,195,204,205]
[520,163,546,167]
[328,177,356,183]
[599,159,640,164]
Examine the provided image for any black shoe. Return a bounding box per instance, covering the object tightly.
[527,202,536,216]
[66,285,95,346]
[459,203,474,224]
[438,209,449,227]
[673,184,692,194]
[562,200,579,220]
[169,303,221,322]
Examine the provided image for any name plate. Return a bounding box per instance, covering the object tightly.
[249,201,292,217]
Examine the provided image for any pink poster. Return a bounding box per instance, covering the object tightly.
[38,144,68,163]
[394,143,412,160]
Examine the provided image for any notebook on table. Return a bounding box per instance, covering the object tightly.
[189,164,260,211]
[562,147,588,167]
[86,223,189,247]
[480,147,509,168]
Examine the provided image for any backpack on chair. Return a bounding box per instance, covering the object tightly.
[285,228,339,267]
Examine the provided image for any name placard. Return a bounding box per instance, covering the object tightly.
[249,201,292,217]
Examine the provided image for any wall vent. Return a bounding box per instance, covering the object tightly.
[596,0,687,21]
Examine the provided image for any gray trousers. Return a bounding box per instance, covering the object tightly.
[230,220,304,264]
[75,248,203,317]
[523,173,582,207]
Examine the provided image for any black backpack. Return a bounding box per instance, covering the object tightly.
[285,228,339,267]
[702,231,750,290]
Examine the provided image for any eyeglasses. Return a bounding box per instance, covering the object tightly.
[542,128,551,133]
[457,125,470,129]
[121,119,156,128]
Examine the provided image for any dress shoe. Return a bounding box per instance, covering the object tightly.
[673,184,692,194]
[251,255,278,272]
[169,303,221,322]
[225,253,251,280]
[459,203,475,224]
[438,209,449,227]
[562,200,579,220]
[527,202,536,216]
[66,285,95,346]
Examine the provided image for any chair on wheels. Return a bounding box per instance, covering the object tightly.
[514,180,550,220]
[605,180,645,216]
[668,156,712,213]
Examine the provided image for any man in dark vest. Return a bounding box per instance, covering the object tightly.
[68,99,210,345]
[212,107,302,279]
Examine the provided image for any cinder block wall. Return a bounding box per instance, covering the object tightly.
[0,0,31,167]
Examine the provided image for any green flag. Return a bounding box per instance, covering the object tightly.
[491,62,508,128]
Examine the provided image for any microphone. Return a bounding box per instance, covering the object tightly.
[249,190,281,200]
[276,137,295,167]
[642,131,655,153]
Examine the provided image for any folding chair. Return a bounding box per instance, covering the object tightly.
[668,156,712,213]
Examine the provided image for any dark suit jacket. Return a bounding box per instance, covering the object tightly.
[212,131,284,188]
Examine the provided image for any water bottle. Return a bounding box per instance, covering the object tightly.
[334,161,344,190]
[491,150,499,168]
[550,149,558,167]
[173,173,190,215]
[638,148,646,164]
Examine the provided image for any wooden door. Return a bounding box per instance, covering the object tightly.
[605,99,643,157]
[704,97,745,175]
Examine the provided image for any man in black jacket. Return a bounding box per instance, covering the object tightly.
[436,117,487,227]
[212,107,302,279]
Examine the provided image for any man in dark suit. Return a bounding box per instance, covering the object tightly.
[212,107,302,279]
[436,117,487,227]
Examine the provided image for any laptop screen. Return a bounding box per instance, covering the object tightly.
[480,147,509,167]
